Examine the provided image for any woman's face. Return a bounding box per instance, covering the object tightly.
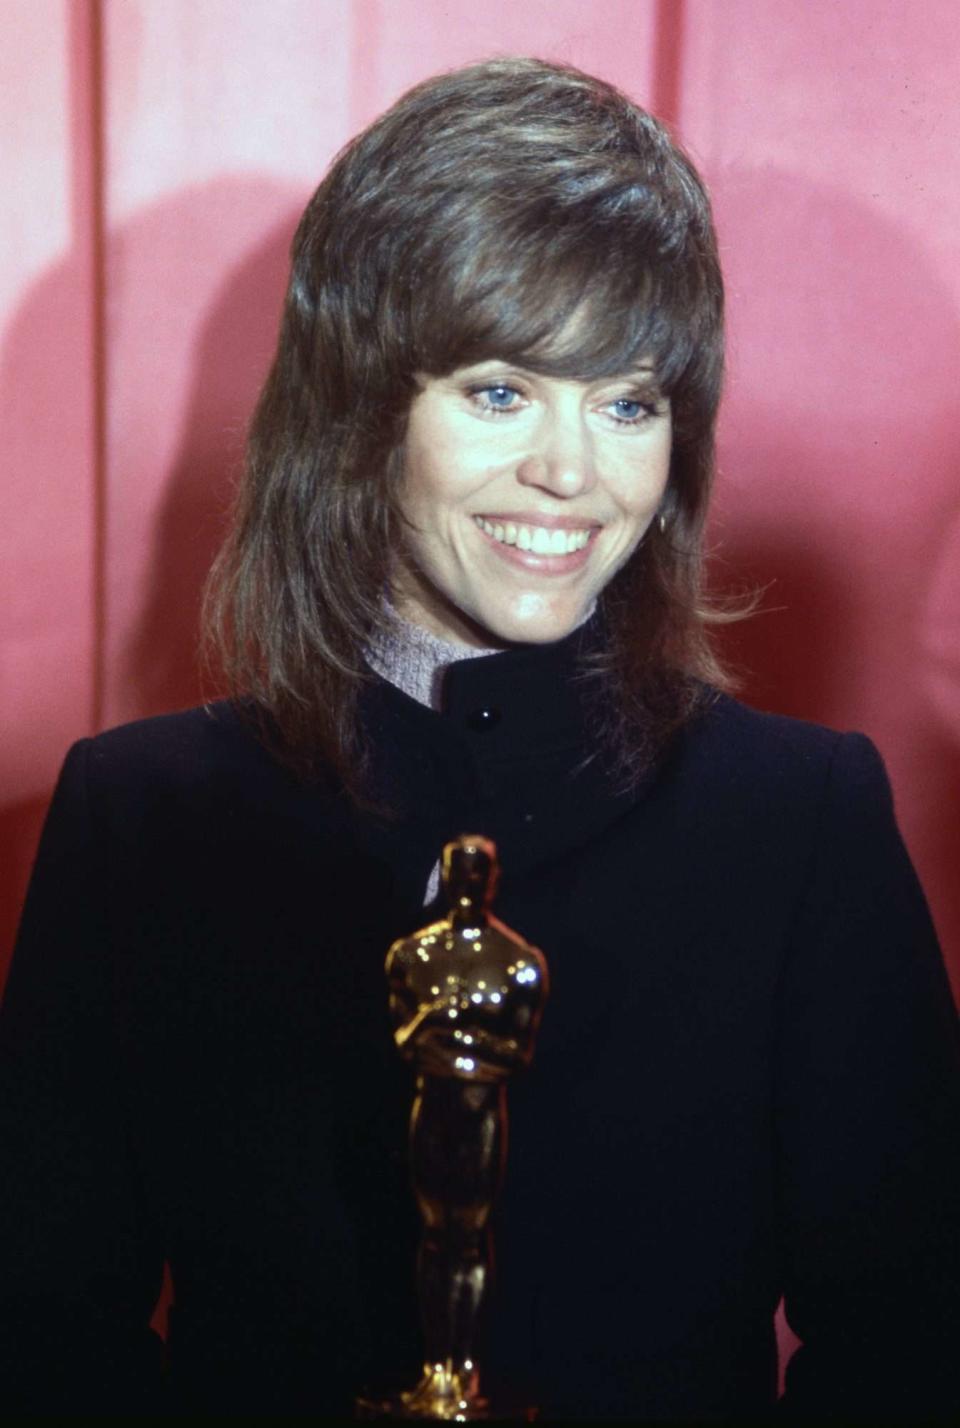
[394,361,672,647]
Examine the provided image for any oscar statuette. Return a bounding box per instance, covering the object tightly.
[356,835,548,1421]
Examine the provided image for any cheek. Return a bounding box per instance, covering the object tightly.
[402,447,491,529]
[399,446,446,528]
[610,458,671,520]
[636,437,672,508]
[405,424,453,492]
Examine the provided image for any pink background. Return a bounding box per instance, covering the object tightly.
[2,0,959,1368]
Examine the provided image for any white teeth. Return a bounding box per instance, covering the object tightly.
[475,517,592,555]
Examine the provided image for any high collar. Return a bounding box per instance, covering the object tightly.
[355,615,655,918]
[366,615,602,767]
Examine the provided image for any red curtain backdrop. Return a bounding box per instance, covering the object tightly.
[3,0,959,1367]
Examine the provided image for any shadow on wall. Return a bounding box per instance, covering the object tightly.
[0,180,304,985]
[702,164,960,987]
[713,486,960,997]
[0,798,51,983]
[124,201,304,718]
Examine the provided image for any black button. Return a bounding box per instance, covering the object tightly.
[466,706,501,732]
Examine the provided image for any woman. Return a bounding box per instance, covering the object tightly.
[2,58,958,1421]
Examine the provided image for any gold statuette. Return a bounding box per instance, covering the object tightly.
[357,835,548,1421]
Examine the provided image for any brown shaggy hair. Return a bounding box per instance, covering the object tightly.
[204,57,731,802]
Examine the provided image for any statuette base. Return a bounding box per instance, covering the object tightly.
[356,1360,489,1419]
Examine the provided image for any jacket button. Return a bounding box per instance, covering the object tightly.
[466,706,501,731]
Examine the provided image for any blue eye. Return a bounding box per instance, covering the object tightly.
[482,385,518,409]
[612,398,643,420]
[467,383,523,416]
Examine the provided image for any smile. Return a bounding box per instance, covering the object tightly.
[473,516,592,555]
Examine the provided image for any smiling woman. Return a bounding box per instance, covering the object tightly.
[203,56,726,796]
[2,56,959,1423]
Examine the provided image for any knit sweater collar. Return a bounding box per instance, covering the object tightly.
[365,605,597,712]
[364,613,501,711]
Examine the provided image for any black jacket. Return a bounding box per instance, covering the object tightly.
[2,632,959,1420]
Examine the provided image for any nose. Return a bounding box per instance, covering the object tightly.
[515,406,597,498]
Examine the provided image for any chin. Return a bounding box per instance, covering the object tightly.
[475,601,589,647]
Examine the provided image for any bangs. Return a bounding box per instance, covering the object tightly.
[406,207,703,393]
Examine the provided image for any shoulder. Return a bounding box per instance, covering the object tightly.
[54,701,298,844]
[664,694,942,967]
[655,690,900,862]
[679,690,889,803]
[83,700,260,780]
